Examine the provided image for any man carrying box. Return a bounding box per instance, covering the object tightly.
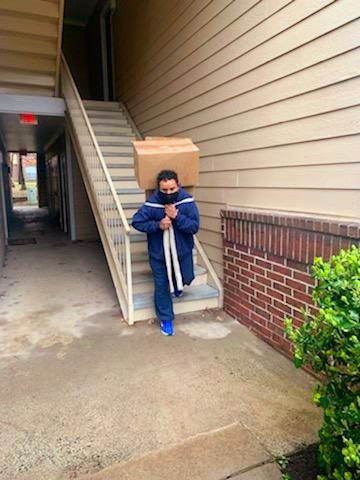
[132,170,200,336]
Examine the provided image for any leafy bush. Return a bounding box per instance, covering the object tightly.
[285,246,360,480]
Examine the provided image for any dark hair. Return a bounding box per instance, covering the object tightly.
[156,170,179,186]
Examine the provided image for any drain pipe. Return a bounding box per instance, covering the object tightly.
[100,0,117,102]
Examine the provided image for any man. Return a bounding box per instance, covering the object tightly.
[132,170,200,336]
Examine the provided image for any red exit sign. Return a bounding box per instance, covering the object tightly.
[20,113,38,125]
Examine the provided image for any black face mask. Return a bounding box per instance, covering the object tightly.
[158,190,179,204]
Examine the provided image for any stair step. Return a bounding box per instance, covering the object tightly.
[98,139,133,146]
[117,190,145,204]
[103,152,133,157]
[132,265,206,284]
[109,167,134,176]
[123,202,143,210]
[112,175,136,181]
[87,110,125,118]
[133,284,219,312]
[83,100,121,110]
[113,178,138,189]
[111,230,145,243]
[90,118,130,126]
[100,145,133,154]
[132,265,207,293]
[107,163,133,169]
[97,136,133,144]
[116,188,143,195]
[95,131,134,139]
[130,249,198,273]
[93,127,133,135]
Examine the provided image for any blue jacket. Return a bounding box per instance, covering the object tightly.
[132,188,200,261]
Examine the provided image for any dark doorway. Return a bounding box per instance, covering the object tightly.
[86,0,115,101]
[101,4,115,101]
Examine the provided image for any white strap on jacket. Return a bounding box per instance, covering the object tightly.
[144,197,194,292]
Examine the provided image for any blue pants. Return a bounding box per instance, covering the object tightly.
[149,254,194,322]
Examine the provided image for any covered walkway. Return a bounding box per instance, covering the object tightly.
[0,206,118,365]
[0,212,321,479]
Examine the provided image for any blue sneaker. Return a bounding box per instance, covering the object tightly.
[160,320,174,336]
[172,289,183,298]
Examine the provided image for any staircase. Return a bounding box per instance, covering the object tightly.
[61,57,222,324]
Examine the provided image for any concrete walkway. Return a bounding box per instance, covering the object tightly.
[0,208,321,479]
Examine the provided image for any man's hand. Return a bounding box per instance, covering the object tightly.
[165,204,178,219]
[160,216,172,230]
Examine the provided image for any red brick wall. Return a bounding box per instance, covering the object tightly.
[221,210,360,356]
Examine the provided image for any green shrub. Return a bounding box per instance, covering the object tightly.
[285,246,360,480]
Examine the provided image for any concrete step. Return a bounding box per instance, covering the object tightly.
[87,110,126,119]
[97,136,133,145]
[76,422,272,480]
[131,252,150,272]
[83,100,121,111]
[112,178,138,189]
[112,175,136,180]
[95,131,135,140]
[102,203,138,219]
[100,144,133,154]
[132,264,207,293]
[89,118,130,126]
[133,282,218,309]
[117,189,145,204]
[103,152,133,159]
[104,155,134,165]
[130,250,198,273]
[93,125,133,134]
[108,166,134,176]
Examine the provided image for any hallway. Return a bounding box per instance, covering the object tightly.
[0,206,119,363]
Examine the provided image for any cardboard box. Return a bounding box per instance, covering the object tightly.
[133,139,199,190]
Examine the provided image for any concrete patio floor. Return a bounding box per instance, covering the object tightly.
[0,207,322,479]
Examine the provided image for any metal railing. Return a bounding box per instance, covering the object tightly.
[61,55,134,323]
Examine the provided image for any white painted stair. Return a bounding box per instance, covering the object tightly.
[83,100,221,322]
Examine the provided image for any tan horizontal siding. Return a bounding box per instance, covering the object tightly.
[124,0,292,108]
[121,0,242,98]
[155,77,360,144]
[199,163,360,190]
[0,0,62,96]
[0,0,59,19]
[0,52,56,73]
[196,188,360,218]
[146,58,360,135]
[199,135,360,171]
[0,84,54,96]
[0,13,58,37]
[130,0,356,121]
[140,22,360,131]
[116,0,190,78]
[113,0,360,277]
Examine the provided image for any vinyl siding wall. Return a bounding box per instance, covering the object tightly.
[0,0,64,96]
[113,0,360,278]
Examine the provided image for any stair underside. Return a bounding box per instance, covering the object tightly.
[83,100,220,322]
